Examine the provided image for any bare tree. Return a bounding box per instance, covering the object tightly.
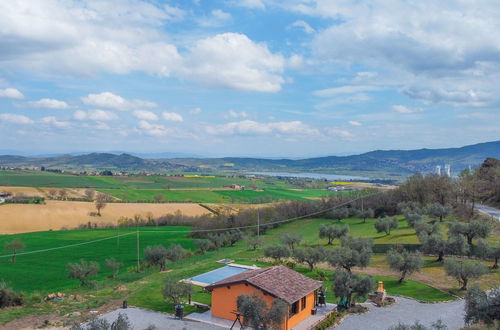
[67,260,99,287]
[4,239,25,263]
[94,192,109,216]
[105,258,123,279]
[58,189,68,200]
[153,194,164,202]
[47,189,58,199]
[84,189,95,201]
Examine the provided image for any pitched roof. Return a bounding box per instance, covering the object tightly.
[205,265,323,304]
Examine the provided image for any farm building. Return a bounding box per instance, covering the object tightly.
[205,265,323,329]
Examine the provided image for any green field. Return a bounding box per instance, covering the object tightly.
[0,226,194,292]
[0,170,296,189]
[99,188,339,203]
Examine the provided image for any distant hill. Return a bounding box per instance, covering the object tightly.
[0,141,498,178]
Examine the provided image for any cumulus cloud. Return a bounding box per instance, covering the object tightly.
[206,120,318,136]
[290,20,315,34]
[180,33,285,92]
[162,112,183,122]
[133,110,158,121]
[348,120,362,126]
[27,98,69,109]
[73,109,118,121]
[0,88,24,99]
[0,3,287,93]
[392,105,424,114]
[81,92,156,110]
[41,116,71,128]
[0,113,33,124]
[137,120,169,136]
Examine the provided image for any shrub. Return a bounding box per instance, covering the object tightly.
[0,282,24,308]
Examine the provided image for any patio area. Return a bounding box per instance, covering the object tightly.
[186,303,337,330]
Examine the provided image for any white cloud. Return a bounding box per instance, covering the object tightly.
[27,98,69,109]
[162,112,183,122]
[402,87,492,108]
[189,107,202,115]
[225,110,248,119]
[163,4,186,22]
[348,120,362,126]
[137,120,169,136]
[290,20,315,34]
[198,9,232,27]
[0,113,33,124]
[73,109,118,121]
[206,120,318,136]
[81,92,156,110]
[180,33,285,92]
[392,105,424,113]
[314,85,382,97]
[133,110,158,121]
[0,88,24,99]
[325,128,353,139]
[41,116,70,128]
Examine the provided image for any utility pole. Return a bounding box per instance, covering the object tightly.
[257,210,260,238]
[136,230,140,272]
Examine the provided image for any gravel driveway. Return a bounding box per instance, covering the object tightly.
[334,297,465,330]
[83,307,225,330]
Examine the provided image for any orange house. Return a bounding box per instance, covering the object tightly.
[205,265,323,330]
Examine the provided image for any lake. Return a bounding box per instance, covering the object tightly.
[248,171,369,181]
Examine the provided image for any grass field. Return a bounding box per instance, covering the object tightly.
[3,213,498,326]
[100,188,340,203]
[0,170,296,190]
[0,201,209,234]
[0,226,195,292]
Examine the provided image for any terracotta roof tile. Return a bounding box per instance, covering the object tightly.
[205,265,323,304]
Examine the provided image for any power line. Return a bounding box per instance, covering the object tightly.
[0,232,136,259]
[0,192,380,258]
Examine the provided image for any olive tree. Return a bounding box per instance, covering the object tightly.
[356,208,374,223]
[474,240,500,269]
[105,258,123,279]
[264,245,290,262]
[4,239,25,263]
[404,213,424,228]
[195,239,211,254]
[67,260,99,287]
[329,208,349,222]
[425,203,452,222]
[247,236,264,251]
[464,285,500,326]
[448,221,491,248]
[374,217,398,235]
[319,224,349,245]
[237,293,288,330]
[280,233,302,251]
[420,234,468,262]
[386,248,423,283]
[293,247,327,271]
[332,269,374,307]
[162,277,193,305]
[444,258,488,290]
[327,236,373,273]
[415,222,440,236]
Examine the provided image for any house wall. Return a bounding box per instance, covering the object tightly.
[210,284,316,330]
[287,291,316,329]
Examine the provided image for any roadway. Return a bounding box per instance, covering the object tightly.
[476,203,500,220]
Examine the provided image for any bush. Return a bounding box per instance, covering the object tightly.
[314,311,345,330]
[0,282,24,308]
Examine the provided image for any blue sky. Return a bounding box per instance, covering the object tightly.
[1,0,499,157]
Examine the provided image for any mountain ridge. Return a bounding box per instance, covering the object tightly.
[0,140,498,178]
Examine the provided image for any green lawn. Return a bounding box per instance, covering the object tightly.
[0,226,195,293]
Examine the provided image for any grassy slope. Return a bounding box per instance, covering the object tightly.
[0,226,194,292]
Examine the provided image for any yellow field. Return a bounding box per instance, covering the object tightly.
[0,201,210,234]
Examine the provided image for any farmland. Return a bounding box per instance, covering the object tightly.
[0,201,209,234]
